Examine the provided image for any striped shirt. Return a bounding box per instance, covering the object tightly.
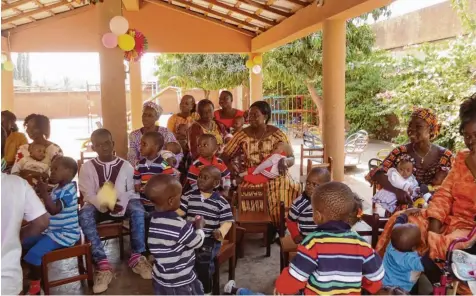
[46,182,80,247]
[180,190,234,238]
[134,156,175,206]
[287,192,317,238]
[187,156,231,190]
[148,210,205,287]
[275,221,384,295]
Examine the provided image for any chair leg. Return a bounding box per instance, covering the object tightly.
[77,255,85,274]
[266,224,271,257]
[41,261,50,295]
[279,249,284,271]
[228,255,235,280]
[85,246,94,287]
[213,257,220,295]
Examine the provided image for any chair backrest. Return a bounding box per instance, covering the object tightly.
[237,184,268,214]
[306,156,333,179]
[225,206,237,244]
[300,143,325,177]
[278,201,289,238]
[344,131,369,153]
[303,132,323,149]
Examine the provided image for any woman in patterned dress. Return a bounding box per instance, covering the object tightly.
[166,94,200,134]
[221,101,301,224]
[376,95,476,295]
[1,110,28,170]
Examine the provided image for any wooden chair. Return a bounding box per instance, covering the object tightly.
[300,157,333,184]
[299,144,325,182]
[212,206,237,295]
[237,184,271,257]
[278,201,297,271]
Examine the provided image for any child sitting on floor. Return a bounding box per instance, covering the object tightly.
[238,142,293,185]
[11,142,49,186]
[187,134,231,197]
[22,156,79,295]
[179,165,234,294]
[382,209,425,293]
[145,174,206,295]
[287,167,331,244]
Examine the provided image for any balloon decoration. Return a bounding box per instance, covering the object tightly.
[246,54,262,74]
[100,16,148,62]
[1,53,13,72]
[1,54,7,63]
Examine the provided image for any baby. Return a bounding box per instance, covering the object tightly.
[231,116,245,134]
[238,142,293,185]
[175,124,189,153]
[11,142,49,185]
[372,155,420,216]
[160,142,182,169]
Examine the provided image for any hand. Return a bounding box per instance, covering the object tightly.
[111,203,124,214]
[403,208,421,217]
[194,216,205,230]
[41,173,49,183]
[213,229,223,241]
[395,189,412,205]
[428,218,443,234]
[278,158,288,175]
[36,179,49,194]
[293,234,304,244]
[166,157,177,167]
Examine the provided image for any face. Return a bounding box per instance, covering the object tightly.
[142,107,158,128]
[463,119,476,153]
[407,117,431,144]
[25,118,44,140]
[140,137,159,157]
[29,144,46,161]
[232,118,244,130]
[49,160,70,184]
[197,137,217,158]
[248,106,267,128]
[180,97,195,113]
[397,161,413,179]
[219,93,232,110]
[176,124,188,136]
[91,134,114,159]
[198,103,214,121]
[305,173,327,197]
[1,116,12,132]
[197,169,220,192]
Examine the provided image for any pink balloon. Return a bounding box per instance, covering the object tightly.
[102,33,118,49]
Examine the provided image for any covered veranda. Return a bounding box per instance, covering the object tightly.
[1,0,393,182]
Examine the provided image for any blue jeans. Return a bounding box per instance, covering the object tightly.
[22,234,63,266]
[195,238,221,293]
[153,278,203,295]
[237,288,264,295]
[79,199,146,263]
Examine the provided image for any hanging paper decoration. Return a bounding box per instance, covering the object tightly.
[118,34,135,51]
[123,29,149,63]
[110,16,129,36]
[102,32,118,49]
[252,64,262,74]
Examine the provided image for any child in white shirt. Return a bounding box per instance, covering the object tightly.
[11,143,49,185]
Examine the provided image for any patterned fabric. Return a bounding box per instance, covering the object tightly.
[223,128,301,224]
[275,221,385,295]
[376,150,476,295]
[412,108,440,140]
[167,113,200,134]
[287,192,317,238]
[134,156,176,206]
[46,182,80,247]
[153,278,203,295]
[14,142,63,168]
[148,210,205,288]
[3,132,27,166]
[127,126,179,166]
[187,156,231,190]
[143,101,163,116]
[366,144,453,186]
[11,156,50,175]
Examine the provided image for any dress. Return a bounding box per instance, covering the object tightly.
[14,142,63,168]
[127,126,178,166]
[214,109,244,130]
[167,112,200,134]
[376,150,476,295]
[223,128,301,223]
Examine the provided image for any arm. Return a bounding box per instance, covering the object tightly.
[167,115,177,133]
[387,168,412,192]
[20,182,49,241]
[133,164,142,192]
[37,181,62,215]
[217,200,234,238]
[10,158,23,174]
[221,131,244,166]
[178,222,205,249]
[361,250,385,294]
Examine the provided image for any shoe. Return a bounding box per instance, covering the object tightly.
[92,270,113,294]
[451,249,476,282]
[224,280,236,294]
[132,256,153,280]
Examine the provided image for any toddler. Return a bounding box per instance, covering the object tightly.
[145,174,206,295]
[382,209,424,293]
[287,167,331,244]
[231,116,245,134]
[11,142,49,185]
[22,156,80,295]
[372,155,420,216]
[238,142,293,185]
[180,165,234,294]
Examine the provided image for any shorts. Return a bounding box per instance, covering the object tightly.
[22,234,63,266]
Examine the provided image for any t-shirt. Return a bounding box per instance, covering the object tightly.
[383,242,424,292]
[187,156,231,190]
[287,192,317,238]
[1,173,47,295]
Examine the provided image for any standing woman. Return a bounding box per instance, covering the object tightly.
[127,101,180,166]
[1,111,28,170]
[188,99,227,159]
[167,95,199,134]
[221,101,301,225]
[214,91,244,130]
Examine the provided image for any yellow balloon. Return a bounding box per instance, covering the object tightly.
[118,34,135,51]
[3,61,14,71]
[245,59,254,69]
[252,55,262,65]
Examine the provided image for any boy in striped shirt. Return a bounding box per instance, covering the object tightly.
[287,167,331,244]
[276,182,385,295]
[180,165,234,294]
[22,156,80,295]
[145,174,206,295]
[187,134,231,197]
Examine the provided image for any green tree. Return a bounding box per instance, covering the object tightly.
[14,53,32,86]
[155,54,248,98]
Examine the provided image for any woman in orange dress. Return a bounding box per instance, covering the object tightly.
[376,93,476,294]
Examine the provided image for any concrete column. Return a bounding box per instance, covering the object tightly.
[129,61,143,130]
[249,54,263,104]
[1,38,14,112]
[322,19,346,181]
[96,1,128,158]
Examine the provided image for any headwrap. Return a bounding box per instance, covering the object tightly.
[411,107,440,140]
[143,101,163,117]
[395,154,415,167]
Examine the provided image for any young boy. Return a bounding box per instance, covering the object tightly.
[187,134,231,197]
[11,142,49,185]
[78,128,151,294]
[145,174,206,295]
[180,165,234,294]
[22,156,79,295]
[287,167,331,244]
[275,182,385,295]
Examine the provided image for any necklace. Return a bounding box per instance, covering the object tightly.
[253,126,267,142]
[412,143,432,164]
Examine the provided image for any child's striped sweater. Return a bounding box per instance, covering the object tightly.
[275,221,384,295]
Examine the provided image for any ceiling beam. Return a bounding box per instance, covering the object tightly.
[281,0,308,6]
[122,0,140,11]
[1,0,33,11]
[239,0,291,17]
[206,0,275,26]
[2,0,67,24]
[145,0,256,36]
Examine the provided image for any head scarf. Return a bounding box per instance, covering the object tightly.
[411,107,440,140]
[143,101,163,117]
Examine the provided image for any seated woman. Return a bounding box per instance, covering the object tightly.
[366,107,453,214]
[167,94,199,135]
[214,91,244,131]
[1,110,28,172]
[376,93,476,295]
